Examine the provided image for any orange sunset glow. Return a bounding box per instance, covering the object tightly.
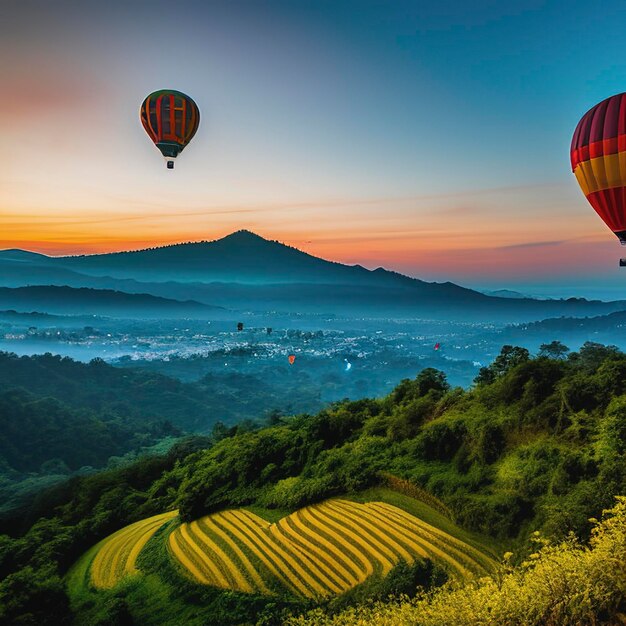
[2,0,626,298]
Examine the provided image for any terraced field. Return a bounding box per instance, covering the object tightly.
[168,499,497,599]
[76,495,498,599]
[90,510,177,589]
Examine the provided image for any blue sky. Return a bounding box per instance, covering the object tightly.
[3,0,626,298]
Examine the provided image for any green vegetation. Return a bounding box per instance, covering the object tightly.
[0,351,320,434]
[287,497,626,626]
[0,350,323,518]
[2,341,626,624]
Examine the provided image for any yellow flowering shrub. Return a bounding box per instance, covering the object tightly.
[287,497,626,626]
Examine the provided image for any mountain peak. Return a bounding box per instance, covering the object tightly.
[218,230,267,244]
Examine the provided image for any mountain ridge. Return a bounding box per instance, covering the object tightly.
[2,231,626,321]
[0,230,469,292]
[0,285,223,318]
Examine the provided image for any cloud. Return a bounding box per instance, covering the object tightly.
[496,240,566,250]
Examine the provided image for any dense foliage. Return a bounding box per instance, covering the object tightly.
[0,351,320,433]
[0,351,324,517]
[0,387,177,474]
[287,497,626,626]
[2,341,626,624]
[169,341,626,542]
[0,436,213,625]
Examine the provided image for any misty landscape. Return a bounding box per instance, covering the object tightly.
[3,230,626,520]
[6,2,626,625]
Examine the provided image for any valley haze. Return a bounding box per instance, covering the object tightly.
[2,229,626,425]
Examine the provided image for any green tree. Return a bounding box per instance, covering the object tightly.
[539,340,569,359]
[474,345,530,385]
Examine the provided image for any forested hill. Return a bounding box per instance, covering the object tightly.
[0,285,220,318]
[0,351,322,519]
[165,340,626,534]
[0,351,322,434]
[2,340,626,624]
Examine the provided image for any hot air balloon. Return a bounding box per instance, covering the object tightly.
[288,354,296,365]
[571,92,626,265]
[140,89,200,169]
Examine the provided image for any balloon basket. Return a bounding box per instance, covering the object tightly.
[167,160,174,169]
[620,258,626,267]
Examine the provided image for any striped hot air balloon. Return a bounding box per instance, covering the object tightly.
[571,93,626,264]
[140,89,200,169]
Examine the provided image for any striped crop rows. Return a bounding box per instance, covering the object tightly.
[90,510,177,589]
[168,499,497,598]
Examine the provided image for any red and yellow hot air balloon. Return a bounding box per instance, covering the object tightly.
[571,92,626,264]
[288,354,296,365]
[140,89,200,169]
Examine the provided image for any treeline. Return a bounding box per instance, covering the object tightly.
[168,340,626,541]
[0,351,323,515]
[0,388,176,474]
[2,341,626,624]
[0,351,290,432]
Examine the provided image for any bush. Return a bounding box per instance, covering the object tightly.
[286,497,626,626]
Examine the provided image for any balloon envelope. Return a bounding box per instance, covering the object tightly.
[140,89,199,167]
[288,354,296,365]
[571,92,626,243]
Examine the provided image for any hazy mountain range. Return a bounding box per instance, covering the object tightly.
[0,286,220,318]
[481,289,553,300]
[2,230,626,322]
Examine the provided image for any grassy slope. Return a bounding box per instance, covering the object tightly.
[66,489,500,625]
[348,488,504,559]
[69,515,301,626]
[285,498,626,626]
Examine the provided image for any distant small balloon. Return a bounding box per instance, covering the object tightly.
[288,354,296,365]
[434,343,441,351]
[237,322,244,332]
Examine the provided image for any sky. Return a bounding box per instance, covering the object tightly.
[3,0,626,298]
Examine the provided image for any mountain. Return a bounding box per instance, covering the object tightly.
[516,309,626,332]
[2,231,626,322]
[0,286,222,318]
[0,231,511,293]
[0,249,51,264]
[481,288,552,300]
[53,230,408,285]
[0,310,63,323]
[490,309,626,352]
